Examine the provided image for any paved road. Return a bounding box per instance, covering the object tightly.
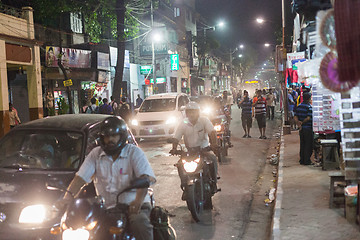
[139,106,279,240]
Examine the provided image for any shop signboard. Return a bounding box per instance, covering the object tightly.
[140,65,152,75]
[286,52,305,69]
[109,47,130,68]
[140,43,168,56]
[97,71,110,83]
[170,54,179,71]
[145,77,166,85]
[46,46,91,68]
[63,79,73,87]
[97,52,110,71]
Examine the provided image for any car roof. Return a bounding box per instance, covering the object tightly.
[16,114,111,131]
[145,93,185,100]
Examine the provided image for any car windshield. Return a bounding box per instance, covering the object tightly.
[139,98,176,112]
[0,130,83,170]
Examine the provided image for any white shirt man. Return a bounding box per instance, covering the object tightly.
[77,144,156,208]
[174,116,215,149]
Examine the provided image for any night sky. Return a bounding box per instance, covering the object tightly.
[196,0,294,64]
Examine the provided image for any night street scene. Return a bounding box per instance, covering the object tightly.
[0,0,360,239]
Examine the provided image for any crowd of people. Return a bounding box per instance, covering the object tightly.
[236,88,278,139]
[81,94,144,123]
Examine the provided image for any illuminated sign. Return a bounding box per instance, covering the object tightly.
[145,77,166,85]
[63,79,73,87]
[140,65,152,75]
[170,54,179,71]
[245,80,259,84]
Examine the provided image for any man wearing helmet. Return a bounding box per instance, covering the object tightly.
[170,102,219,188]
[61,116,156,240]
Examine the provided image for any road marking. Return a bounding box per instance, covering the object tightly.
[272,127,284,240]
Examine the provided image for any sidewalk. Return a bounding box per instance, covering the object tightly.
[272,132,359,240]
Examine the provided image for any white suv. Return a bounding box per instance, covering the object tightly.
[130,93,189,139]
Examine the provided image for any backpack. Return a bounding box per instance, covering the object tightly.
[150,206,176,240]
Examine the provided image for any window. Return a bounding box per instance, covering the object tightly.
[174,8,180,17]
[70,12,83,34]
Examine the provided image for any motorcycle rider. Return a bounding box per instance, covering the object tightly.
[59,116,156,240]
[170,102,220,193]
[213,96,233,147]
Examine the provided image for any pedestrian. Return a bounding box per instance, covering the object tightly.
[236,90,242,106]
[135,94,143,108]
[266,89,276,120]
[86,97,99,114]
[9,103,21,128]
[98,98,113,115]
[294,92,313,165]
[80,100,88,113]
[238,90,253,138]
[98,96,103,106]
[110,96,119,116]
[252,90,267,139]
[287,88,296,130]
[119,97,131,122]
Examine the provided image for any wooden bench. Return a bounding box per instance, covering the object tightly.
[328,171,346,209]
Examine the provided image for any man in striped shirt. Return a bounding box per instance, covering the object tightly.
[294,92,313,165]
[253,90,267,139]
[238,90,253,138]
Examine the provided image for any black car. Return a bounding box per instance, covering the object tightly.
[0,114,135,240]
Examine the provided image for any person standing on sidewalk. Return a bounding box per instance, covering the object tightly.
[9,103,21,128]
[294,92,313,165]
[238,90,253,138]
[253,90,267,139]
[266,89,276,120]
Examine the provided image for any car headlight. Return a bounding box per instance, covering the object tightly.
[202,107,212,115]
[19,204,56,223]
[214,124,222,132]
[166,117,177,125]
[63,229,90,240]
[182,158,200,173]
[131,119,139,126]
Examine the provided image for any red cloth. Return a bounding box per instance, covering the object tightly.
[286,68,299,86]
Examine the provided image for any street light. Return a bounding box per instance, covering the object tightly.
[256,18,265,24]
[264,43,270,47]
[239,44,244,49]
[239,54,243,58]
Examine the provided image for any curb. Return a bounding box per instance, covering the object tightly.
[271,126,284,240]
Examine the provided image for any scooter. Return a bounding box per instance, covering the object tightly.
[48,178,153,240]
[172,145,219,222]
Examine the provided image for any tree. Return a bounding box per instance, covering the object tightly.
[193,32,220,79]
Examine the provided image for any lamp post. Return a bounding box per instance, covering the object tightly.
[150,0,157,95]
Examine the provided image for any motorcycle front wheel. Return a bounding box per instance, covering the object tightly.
[185,181,204,222]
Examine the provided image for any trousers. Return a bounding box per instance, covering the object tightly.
[299,128,313,165]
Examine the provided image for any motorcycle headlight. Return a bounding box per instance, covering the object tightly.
[182,157,200,173]
[19,204,56,224]
[214,124,222,132]
[166,116,177,125]
[131,119,139,126]
[63,229,90,240]
[202,107,212,115]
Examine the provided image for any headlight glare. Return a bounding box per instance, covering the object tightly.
[182,158,200,173]
[19,204,54,224]
[202,107,212,115]
[214,124,222,132]
[166,117,177,125]
[131,119,139,126]
[63,229,90,240]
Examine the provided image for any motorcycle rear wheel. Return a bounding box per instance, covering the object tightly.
[185,181,204,222]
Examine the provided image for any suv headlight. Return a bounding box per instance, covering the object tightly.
[131,119,139,126]
[19,204,56,223]
[63,229,90,240]
[166,117,177,125]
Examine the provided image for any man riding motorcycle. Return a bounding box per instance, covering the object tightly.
[170,102,220,192]
[58,116,156,240]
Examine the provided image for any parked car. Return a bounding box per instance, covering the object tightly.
[130,93,189,139]
[0,114,135,240]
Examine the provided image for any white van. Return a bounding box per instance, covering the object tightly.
[130,93,189,139]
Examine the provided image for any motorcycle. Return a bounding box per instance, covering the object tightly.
[211,108,231,163]
[172,145,219,222]
[48,178,153,240]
